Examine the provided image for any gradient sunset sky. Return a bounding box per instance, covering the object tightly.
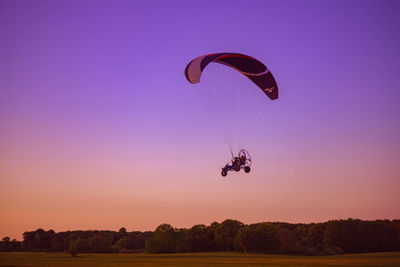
[1,0,400,240]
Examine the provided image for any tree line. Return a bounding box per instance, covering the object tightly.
[1,219,399,256]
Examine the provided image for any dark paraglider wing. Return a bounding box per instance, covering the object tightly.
[184,53,278,100]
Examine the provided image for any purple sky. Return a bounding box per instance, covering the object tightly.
[1,0,400,240]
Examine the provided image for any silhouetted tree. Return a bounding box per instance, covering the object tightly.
[115,237,129,251]
[277,226,300,254]
[356,220,398,252]
[187,224,209,252]
[323,219,359,253]
[68,239,78,257]
[88,235,111,253]
[306,223,324,247]
[234,226,258,253]
[51,236,65,252]
[174,228,188,252]
[13,218,400,255]
[255,223,282,253]
[0,237,21,252]
[215,219,243,251]
[145,224,176,253]
[0,237,10,251]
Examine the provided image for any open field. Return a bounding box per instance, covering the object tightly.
[1,252,400,267]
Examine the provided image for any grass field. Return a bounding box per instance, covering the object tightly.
[1,252,400,267]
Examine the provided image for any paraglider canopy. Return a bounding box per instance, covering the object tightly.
[184,52,278,100]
